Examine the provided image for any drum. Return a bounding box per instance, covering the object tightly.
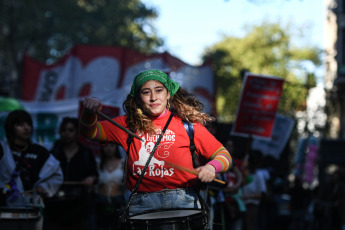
[124,209,209,230]
[0,206,42,230]
[0,206,41,221]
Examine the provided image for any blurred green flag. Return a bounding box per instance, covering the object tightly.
[0,97,24,111]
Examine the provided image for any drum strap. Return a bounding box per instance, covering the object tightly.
[183,121,209,216]
[121,112,174,219]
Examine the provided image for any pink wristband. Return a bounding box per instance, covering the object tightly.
[206,160,223,173]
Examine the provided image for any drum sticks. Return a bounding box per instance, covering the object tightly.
[166,162,225,185]
[96,111,144,142]
[20,190,35,194]
[62,181,85,185]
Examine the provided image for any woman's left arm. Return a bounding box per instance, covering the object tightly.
[207,146,232,173]
[195,147,232,183]
[193,124,232,182]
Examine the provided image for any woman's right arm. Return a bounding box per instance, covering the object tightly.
[79,97,107,142]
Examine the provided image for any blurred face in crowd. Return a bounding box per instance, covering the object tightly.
[60,122,78,144]
[139,80,170,116]
[224,139,234,153]
[102,143,118,158]
[14,122,32,144]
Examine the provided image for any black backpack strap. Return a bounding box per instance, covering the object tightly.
[183,121,199,168]
[122,134,133,184]
[183,121,209,217]
[126,134,133,148]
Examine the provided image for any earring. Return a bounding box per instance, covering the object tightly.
[167,100,170,110]
[137,108,143,115]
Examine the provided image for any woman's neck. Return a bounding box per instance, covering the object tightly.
[63,142,79,159]
[13,138,29,151]
[157,109,169,118]
[149,109,169,119]
[14,137,29,147]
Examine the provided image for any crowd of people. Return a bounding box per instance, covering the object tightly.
[0,69,344,230]
[0,110,129,230]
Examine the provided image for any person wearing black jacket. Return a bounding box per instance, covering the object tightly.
[44,117,98,230]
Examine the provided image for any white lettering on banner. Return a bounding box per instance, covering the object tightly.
[250,78,281,93]
[38,71,58,101]
[34,56,121,102]
[246,92,281,100]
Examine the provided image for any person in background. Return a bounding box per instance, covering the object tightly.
[204,117,220,230]
[313,169,344,230]
[44,117,98,230]
[0,110,63,230]
[80,69,232,229]
[93,142,126,230]
[222,138,245,230]
[241,150,267,230]
[288,176,311,230]
[210,138,245,230]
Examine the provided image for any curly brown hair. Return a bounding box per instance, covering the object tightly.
[123,87,215,134]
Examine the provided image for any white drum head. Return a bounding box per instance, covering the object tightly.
[130,209,202,220]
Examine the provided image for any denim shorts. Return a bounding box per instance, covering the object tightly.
[128,188,201,216]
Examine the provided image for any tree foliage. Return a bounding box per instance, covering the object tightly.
[202,21,321,122]
[0,0,163,96]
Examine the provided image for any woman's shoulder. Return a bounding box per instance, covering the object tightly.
[102,114,128,127]
[114,114,127,121]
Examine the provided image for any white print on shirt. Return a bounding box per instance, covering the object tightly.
[12,151,38,159]
[25,153,38,159]
[133,137,165,171]
[132,129,176,177]
[135,165,175,177]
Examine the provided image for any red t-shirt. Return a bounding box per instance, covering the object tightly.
[100,111,223,192]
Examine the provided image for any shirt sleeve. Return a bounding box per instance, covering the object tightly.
[193,123,232,173]
[79,109,107,142]
[99,116,130,151]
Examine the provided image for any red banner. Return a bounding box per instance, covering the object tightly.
[21,45,215,111]
[17,45,216,150]
[231,73,284,139]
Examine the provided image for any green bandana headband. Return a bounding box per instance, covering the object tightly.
[129,69,180,97]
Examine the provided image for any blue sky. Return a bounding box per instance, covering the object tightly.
[143,0,325,66]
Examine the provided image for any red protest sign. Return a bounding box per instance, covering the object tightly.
[231,73,284,139]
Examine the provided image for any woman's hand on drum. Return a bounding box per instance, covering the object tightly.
[82,97,102,114]
[195,165,216,183]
